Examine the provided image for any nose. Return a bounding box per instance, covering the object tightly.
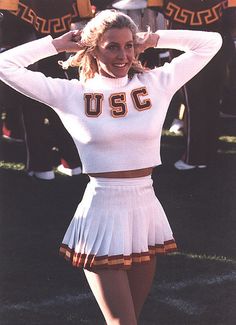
[117,48,126,60]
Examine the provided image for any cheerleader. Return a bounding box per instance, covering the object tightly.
[0,9,222,324]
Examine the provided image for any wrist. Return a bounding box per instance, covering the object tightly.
[151,33,159,48]
[52,38,65,53]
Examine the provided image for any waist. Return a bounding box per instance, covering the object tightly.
[89,174,153,188]
[88,167,153,178]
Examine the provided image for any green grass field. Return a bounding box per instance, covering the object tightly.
[0,116,236,325]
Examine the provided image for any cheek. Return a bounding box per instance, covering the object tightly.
[129,53,135,61]
[127,50,135,62]
[97,51,113,64]
[98,59,111,71]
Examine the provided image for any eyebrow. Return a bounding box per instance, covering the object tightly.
[107,40,134,45]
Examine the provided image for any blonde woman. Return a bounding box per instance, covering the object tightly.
[0,9,222,325]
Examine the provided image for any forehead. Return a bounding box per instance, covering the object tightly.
[100,27,133,44]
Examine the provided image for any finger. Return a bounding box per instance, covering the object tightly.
[72,35,81,43]
[72,31,84,44]
[72,29,82,40]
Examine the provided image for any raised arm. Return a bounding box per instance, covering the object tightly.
[137,29,223,94]
[155,29,222,93]
[0,31,83,110]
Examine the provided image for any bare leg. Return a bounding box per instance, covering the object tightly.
[84,268,137,325]
[127,256,157,320]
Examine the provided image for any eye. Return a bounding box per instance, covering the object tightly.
[107,44,118,51]
[126,43,134,49]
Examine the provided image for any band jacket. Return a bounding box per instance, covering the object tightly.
[0,0,93,36]
[148,0,236,31]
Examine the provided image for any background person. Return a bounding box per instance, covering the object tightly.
[0,0,93,179]
[150,0,236,170]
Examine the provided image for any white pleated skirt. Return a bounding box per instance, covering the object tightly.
[59,175,177,269]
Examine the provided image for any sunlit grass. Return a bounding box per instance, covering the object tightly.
[162,129,183,137]
[1,132,235,172]
[173,252,236,264]
[218,149,236,154]
[219,135,236,143]
[162,130,236,144]
[0,160,69,176]
[0,161,25,170]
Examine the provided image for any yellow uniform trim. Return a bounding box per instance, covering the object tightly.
[228,0,236,7]
[60,240,177,269]
[76,0,93,18]
[0,0,18,10]
[147,0,163,7]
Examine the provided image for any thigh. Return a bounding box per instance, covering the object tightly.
[84,268,137,325]
[127,256,157,319]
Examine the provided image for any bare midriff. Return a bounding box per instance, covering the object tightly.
[88,167,153,178]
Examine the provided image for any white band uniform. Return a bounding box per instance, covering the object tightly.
[59,175,177,269]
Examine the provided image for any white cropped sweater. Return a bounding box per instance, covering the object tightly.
[0,30,222,173]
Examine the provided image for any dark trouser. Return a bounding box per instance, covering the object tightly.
[220,46,236,115]
[21,53,82,172]
[1,86,81,172]
[21,97,81,172]
[0,12,81,172]
[182,35,234,166]
[0,55,81,172]
[0,82,24,140]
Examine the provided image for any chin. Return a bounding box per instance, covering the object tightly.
[101,68,129,79]
[112,70,129,79]
[104,72,127,79]
[114,73,127,78]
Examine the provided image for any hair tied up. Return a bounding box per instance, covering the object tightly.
[58,55,75,70]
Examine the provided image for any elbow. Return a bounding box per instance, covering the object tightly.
[213,32,223,52]
[203,32,223,57]
[0,62,4,79]
[0,56,8,79]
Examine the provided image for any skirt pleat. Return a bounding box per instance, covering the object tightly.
[59,175,177,269]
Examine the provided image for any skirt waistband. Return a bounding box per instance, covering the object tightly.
[89,175,152,187]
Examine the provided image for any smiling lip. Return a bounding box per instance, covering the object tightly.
[113,63,127,68]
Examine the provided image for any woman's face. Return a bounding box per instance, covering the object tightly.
[94,27,135,78]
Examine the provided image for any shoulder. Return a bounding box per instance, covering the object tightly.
[135,67,167,84]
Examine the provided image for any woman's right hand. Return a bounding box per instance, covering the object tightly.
[52,30,84,53]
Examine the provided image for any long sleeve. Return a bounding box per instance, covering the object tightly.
[0,35,80,111]
[153,29,223,94]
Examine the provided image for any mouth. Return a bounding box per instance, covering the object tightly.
[113,63,128,68]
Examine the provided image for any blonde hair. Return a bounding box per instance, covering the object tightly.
[60,9,149,82]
